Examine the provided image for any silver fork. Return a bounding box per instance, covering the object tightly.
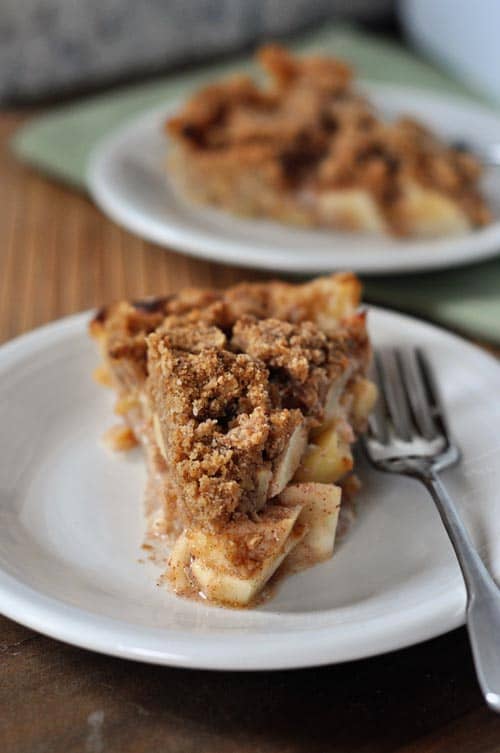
[362,347,500,712]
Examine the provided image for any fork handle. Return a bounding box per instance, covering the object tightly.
[422,470,500,712]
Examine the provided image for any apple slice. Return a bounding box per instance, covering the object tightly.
[167,504,304,606]
[294,422,353,484]
[279,482,341,567]
[268,419,308,498]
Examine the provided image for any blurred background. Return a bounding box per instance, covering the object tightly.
[1,0,498,104]
[2,0,394,102]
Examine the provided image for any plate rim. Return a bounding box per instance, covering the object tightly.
[0,307,499,670]
[87,81,500,276]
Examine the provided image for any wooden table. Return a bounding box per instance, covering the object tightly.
[2,112,500,753]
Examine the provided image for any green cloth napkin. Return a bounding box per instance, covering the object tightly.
[12,25,500,344]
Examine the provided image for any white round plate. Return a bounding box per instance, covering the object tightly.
[1,308,500,670]
[88,83,500,275]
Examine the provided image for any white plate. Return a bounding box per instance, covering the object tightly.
[1,308,500,670]
[88,83,500,275]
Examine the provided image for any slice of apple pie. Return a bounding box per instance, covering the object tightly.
[166,45,490,238]
[90,273,377,607]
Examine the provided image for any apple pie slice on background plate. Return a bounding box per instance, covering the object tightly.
[167,45,490,238]
[88,47,500,274]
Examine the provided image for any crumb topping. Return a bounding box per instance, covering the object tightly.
[232,315,331,381]
[147,310,363,529]
[158,323,227,353]
[232,315,333,420]
[148,332,277,527]
[89,274,361,378]
[232,314,367,421]
[90,274,369,531]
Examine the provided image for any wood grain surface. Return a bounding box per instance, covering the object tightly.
[1,111,500,753]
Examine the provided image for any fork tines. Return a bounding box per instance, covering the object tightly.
[369,348,450,445]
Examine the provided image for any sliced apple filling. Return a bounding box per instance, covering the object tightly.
[279,482,342,568]
[294,419,354,485]
[168,481,344,605]
[168,504,305,606]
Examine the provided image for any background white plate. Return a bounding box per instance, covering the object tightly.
[1,308,500,670]
[88,83,500,275]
